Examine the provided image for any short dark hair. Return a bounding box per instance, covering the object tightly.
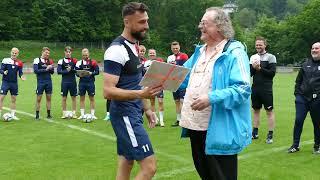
[256,36,267,45]
[122,2,149,17]
[171,41,180,46]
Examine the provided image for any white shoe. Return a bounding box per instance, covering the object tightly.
[103,114,110,121]
[12,116,20,120]
[72,114,78,119]
[160,122,165,127]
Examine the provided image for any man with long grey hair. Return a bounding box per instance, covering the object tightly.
[179,7,252,179]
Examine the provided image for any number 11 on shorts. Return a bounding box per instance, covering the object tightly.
[142,144,150,152]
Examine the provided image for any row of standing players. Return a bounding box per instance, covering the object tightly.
[0,46,102,121]
[0,44,189,124]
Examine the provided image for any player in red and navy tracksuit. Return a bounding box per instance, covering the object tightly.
[33,47,54,120]
[166,41,189,126]
[0,47,26,120]
[57,46,78,119]
[75,48,99,119]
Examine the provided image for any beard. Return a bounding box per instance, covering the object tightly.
[131,30,147,41]
[312,54,320,61]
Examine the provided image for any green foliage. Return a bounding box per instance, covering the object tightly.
[1,0,222,55]
[236,0,308,20]
[0,0,316,65]
[234,8,257,28]
[236,0,318,65]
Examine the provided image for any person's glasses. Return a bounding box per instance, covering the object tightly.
[198,20,210,27]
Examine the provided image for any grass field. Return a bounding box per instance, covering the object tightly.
[0,72,319,180]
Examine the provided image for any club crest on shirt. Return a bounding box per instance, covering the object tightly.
[12,65,15,69]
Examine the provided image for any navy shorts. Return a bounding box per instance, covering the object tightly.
[61,82,77,97]
[36,82,52,95]
[173,89,186,100]
[251,89,274,111]
[79,82,95,96]
[110,111,154,160]
[0,81,18,96]
[156,90,164,98]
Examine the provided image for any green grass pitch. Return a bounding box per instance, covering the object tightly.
[0,72,319,180]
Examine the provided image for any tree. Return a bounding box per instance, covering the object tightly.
[0,0,23,40]
[234,8,256,28]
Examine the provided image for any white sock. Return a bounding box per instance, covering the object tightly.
[80,109,85,116]
[91,109,95,116]
[11,110,16,116]
[159,111,164,123]
[177,113,181,121]
[107,112,110,116]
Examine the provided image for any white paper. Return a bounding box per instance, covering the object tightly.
[139,61,190,91]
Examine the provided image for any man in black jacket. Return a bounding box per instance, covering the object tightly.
[288,42,320,154]
[250,37,277,144]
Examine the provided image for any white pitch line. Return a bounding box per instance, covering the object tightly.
[4,107,189,164]
[153,140,315,179]
[3,107,116,141]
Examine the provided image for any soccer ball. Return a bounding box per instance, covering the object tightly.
[65,111,74,118]
[3,113,13,122]
[82,114,93,123]
[250,54,261,65]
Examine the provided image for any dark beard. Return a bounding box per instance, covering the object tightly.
[131,31,147,41]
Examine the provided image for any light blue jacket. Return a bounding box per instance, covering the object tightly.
[180,40,252,155]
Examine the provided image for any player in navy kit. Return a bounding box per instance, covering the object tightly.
[76,48,99,120]
[57,46,78,119]
[0,47,26,120]
[33,47,54,120]
[103,2,163,180]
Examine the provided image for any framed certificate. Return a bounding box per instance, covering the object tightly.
[139,61,190,91]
